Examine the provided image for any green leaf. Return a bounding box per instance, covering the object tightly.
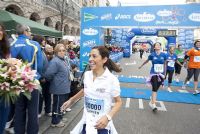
[23,92,31,100]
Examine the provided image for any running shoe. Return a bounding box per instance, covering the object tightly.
[51,121,65,128]
[167,87,173,92]
[149,101,157,111]
[182,84,186,89]
[65,108,72,112]
[186,81,190,85]
[193,90,200,95]
[5,127,14,134]
[176,79,179,83]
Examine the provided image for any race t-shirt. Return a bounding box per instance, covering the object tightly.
[166,53,177,71]
[175,49,185,62]
[148,52,167,74]
[82,68,120,132]
[187,48,200,69]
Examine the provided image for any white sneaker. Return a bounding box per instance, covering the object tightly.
[5,120,12,129]
[182,84,186,89]
[176,79,179,83]
[6,127,14,134]
[149,101,157,110]
[167,87,173,92]
[38,114,42,118]
[65,108,72,112]
[193,90,200,95]
[186,81,190,85]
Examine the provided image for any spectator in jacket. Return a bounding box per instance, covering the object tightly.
[44,43,71,127]
[10,24,43,134]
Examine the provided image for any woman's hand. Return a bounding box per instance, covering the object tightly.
[94,115,109,129]
[60,100,72,112]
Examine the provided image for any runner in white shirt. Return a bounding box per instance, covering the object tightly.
[61,46,122,134]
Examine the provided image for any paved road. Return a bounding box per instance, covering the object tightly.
[63,52,200,134]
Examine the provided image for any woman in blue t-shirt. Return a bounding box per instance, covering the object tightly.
[165,46,182,92]
[139,42,167,111]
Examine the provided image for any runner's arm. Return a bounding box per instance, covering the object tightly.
[138,59,149,69]
[61,88,84,112]
[107,96,122,119]
[175,60,183,66]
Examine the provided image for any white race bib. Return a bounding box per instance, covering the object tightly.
[154,64,164,73]
[194,56,200,62]
[85,96,104,115]
[177,55,184,59]
[168,61,175,67]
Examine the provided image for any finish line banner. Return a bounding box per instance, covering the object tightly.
[81,4,200,27]
[79,4,200,70]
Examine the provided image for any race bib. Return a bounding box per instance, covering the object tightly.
[154,64,164,73]
[168,61,175,67]
[177,55,184,59]
[194,56,200,62]
[85,96,104,115]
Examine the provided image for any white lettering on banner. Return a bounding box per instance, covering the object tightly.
[115,14,131,20]
[139,99,144,109]
[141,28,157,34]
[125,98,130,108]
[189,13,200,22]
[157,10,172,17]
[82,28,98,36]
[156,20,179,25]
[101,13,112,20]
[154,64,164,73]
[134,12,155,22]
[82,52,90,57]
[83,40,96,47]
[194,56,200,62]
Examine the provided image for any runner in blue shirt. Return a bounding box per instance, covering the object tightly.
[165,46,182,92]
[139,42,167,111]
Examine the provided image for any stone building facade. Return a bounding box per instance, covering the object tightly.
[0,0,83,36]
[0,0,110,36]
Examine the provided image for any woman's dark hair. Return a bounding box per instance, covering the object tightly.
[92,46,122,72]
[153,42,161,48]
[194,40,200,47]
[0,23,10,58]
[32,35,45,46]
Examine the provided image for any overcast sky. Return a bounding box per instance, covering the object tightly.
[109,0,186,6]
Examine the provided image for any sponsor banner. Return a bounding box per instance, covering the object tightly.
[80,27,102,71]
[81,4,200,27]
[177,29,194,49]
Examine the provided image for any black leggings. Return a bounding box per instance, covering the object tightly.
[165,70,174,84]
[151,75,164,92]
[175,62,183,74]
[186,68,200,81]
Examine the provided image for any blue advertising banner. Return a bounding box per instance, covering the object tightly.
[80,4,200,70]
[81,4,200,27]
